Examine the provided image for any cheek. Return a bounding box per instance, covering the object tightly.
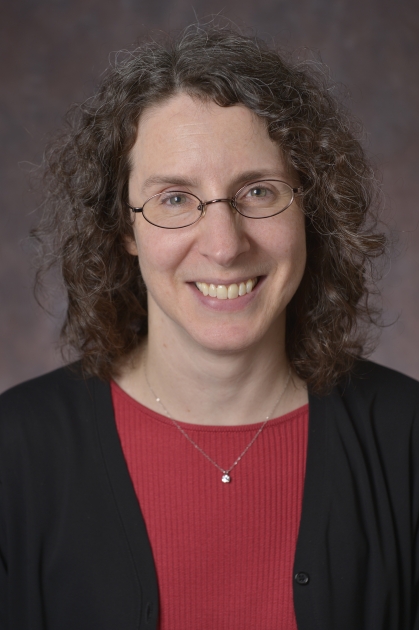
[289,232,307,297]
[288,221,307,267]
[267,215,307,299]
[287,224,307,283]
[266,212,306,266]
[135,227,190,283]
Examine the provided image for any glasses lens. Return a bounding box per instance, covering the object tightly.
[235,180,294,218]
[143,191,202,228]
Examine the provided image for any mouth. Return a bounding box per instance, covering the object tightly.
[195,277,259,300]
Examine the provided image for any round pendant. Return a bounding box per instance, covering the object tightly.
[221,474,231,483]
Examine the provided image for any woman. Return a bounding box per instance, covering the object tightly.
[0,25,418,630]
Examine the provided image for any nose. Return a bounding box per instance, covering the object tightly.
[197,199,250,266]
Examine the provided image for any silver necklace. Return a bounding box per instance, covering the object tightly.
[144,367,291,484]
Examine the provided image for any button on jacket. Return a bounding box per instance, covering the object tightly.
[0,360,418,629]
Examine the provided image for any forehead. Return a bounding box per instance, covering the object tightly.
[138,93,264,141]
[129,93,287,189]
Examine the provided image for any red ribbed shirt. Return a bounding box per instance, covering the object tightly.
[111,381,308,630]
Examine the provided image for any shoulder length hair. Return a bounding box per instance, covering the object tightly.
[34,24,387,394]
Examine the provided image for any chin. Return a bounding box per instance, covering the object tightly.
[185,323,266,354]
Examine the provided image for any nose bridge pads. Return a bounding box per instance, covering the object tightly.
[199,198,238,217]
[199,204,207,218]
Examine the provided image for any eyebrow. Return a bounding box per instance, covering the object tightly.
[141,175,199,193]
[141,169,288,195]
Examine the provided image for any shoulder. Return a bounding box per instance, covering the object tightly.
[0,363,110,448]
[0,363,93,415]
[309,360,419,456]
[349,358,419,392]
[313,360,419,456]
[339,359,419,417]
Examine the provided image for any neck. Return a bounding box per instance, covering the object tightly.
[117,315,307,426]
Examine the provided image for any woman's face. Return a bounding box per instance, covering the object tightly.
[127,93,306,354]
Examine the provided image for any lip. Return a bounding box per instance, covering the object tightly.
[189,276,265,312]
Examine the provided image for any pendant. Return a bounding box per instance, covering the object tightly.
[221,473,231,483]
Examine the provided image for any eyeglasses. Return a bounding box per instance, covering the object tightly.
[127,180,303,229]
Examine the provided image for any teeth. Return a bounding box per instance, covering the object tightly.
[227,284,239,299]
[217,285,228,299]
[195,278,258,300]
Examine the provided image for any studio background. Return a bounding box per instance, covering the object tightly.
[1,0,418,393]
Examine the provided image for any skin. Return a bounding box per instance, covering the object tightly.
[118,93,308,426]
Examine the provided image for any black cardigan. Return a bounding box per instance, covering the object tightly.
[0,360,418,630]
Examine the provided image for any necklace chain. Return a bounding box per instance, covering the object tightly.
[144,367,291,483]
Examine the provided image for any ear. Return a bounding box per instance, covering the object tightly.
[124,235,139,256]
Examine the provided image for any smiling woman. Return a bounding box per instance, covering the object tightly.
[32,25,385,395]
[0,23,418,630]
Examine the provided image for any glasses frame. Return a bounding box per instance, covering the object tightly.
[126,179,304,229]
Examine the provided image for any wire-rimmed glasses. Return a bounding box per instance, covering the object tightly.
[127,180,303,229]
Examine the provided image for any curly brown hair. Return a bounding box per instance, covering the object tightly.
[33,23,387,394]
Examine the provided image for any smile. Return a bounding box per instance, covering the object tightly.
[195,278,259,300]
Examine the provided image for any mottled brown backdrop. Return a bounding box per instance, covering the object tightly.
[1,0,418,392]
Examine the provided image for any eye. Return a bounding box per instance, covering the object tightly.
[248,186,268,198]
[243,185,276,200]
[163,193,189,206]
